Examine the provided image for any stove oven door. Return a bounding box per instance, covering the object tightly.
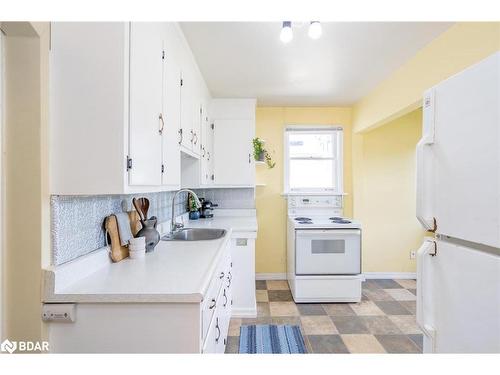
[295,229,361,275]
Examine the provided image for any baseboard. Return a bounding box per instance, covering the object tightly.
[255,273,286,280]
[363,272,416,280]
[231,307,257,318]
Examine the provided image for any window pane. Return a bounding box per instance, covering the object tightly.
[289,133,334,158]
[289,159,334,189]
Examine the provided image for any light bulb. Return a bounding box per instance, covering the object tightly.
[280,21,293,44]
[308,21,322,40]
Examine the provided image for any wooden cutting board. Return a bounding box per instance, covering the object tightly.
[105,211,142,263]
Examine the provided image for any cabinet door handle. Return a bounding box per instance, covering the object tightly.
[190,130,194,143]
[215,318,221,343]
[178,129,183,145]
[207,151,210,161]
[202,147,206,157]
[209,298,216,309]
[227,271,232,287]
[223,289,227,307]
[159,113,165,135]
[193,132,198,145]
[219,271,225,279]
[248,153,251,163]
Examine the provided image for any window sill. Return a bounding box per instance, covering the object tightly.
[281,191,347,197]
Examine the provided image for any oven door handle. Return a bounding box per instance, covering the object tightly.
[296,229,360,238]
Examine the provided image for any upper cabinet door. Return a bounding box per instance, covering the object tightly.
[128,23,163,186]
[162,50,182,187]
[180,69,194,150]
[213,119,255,186]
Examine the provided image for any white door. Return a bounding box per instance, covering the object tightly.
[128,23,163,186]
[418,53,500,248]
[180,69,193,150]
[162,49,181,188]
[417,237,500,353]
[213,119,254,185]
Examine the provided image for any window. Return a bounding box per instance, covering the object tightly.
[284,127,343,193]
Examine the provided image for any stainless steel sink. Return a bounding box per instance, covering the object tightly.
[161,228,227,241]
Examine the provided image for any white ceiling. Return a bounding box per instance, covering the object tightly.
[180,22,453,106]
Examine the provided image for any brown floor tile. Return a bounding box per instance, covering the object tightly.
[255,280,267,290]
[225,336,239,353]
[228,318,242,336]
[360,316,403,334]
[266,280,290,290]
[270,316,301,326]
[269,302,300,316]
[241,317,272,325]
[400,301,417,314]
[362,280,381,291]
[408,289,416,296]
[322,303,356,316]
[388,315,421,334]
[408,334,423,351]
[372,279,402,289]
[341,334,386,353]
[350,301,385,316]
[257,302,271,317]
[330,316,369,334]
[268,289,293,302]
[384,288,417,301]
[395,279,417,289]
[256,290,269,302]
[297,304,327,316]
[300,316,338,335]
[374,301,412,315]
[375,335,421,353]
[362,288,395,301]
[307,335,349,353]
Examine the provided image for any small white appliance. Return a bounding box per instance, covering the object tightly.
[416,52,500,353]
[287,195,362,303]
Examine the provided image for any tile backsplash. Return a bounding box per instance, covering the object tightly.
[51,188,255,266]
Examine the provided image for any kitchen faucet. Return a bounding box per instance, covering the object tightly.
[170,188,201,234]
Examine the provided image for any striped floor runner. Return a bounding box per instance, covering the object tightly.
[239,325,307,354]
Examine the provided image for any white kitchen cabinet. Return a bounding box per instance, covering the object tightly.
[230,235,257,317]
[200,103,214,186]
[128,23,164,186]
[211,99,256,186]
[50,22,208,195]
[162,49,182,188]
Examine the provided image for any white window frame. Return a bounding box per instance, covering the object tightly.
[0,30,4,341]
[284,125,343,194]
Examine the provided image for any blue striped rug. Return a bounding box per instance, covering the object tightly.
[239,324,307,354]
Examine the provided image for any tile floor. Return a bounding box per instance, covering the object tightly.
[225,279,422,354]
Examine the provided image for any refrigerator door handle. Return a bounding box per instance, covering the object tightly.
[416,89,436,231]
[416,238,437,352]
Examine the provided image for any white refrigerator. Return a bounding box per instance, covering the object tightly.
[416,52,500,353]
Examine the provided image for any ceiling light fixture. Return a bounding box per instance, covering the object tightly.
[308,21,322,40]
[280,21,293,44]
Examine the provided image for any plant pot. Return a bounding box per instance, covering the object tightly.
[256,151,265,162]
[189,211,200,220]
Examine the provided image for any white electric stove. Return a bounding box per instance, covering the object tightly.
[286,195,363,303]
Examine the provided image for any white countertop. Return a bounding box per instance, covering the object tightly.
[43,212,257,304]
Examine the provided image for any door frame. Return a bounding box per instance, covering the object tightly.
[0,29,4,341]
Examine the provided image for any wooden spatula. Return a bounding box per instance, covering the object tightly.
[132,197,145,221]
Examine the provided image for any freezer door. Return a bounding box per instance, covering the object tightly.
[418,237,500,353]
[424,52,500,248]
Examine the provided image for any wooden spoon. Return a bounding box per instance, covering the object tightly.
[132,197,145,221]
[141,198,150,220]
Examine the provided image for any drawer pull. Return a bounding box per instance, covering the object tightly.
[215,318,221,343]
[223,289,227,307]
[219,272,225,279]
[209,298,216,309]
[227,271,232,287]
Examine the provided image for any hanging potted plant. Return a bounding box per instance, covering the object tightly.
[252,138,276,169]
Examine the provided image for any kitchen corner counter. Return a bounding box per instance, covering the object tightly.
[42,210,257,304]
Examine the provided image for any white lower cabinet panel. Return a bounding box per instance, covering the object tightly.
[230,236,257,317]
[48,244,232,353]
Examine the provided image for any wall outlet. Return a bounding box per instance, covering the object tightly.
[410,250,416,259]
[42,304,76,323]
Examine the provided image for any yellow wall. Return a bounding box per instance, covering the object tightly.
[353,22,500,133]
[355,109,425,272]
[255,107,352,273]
